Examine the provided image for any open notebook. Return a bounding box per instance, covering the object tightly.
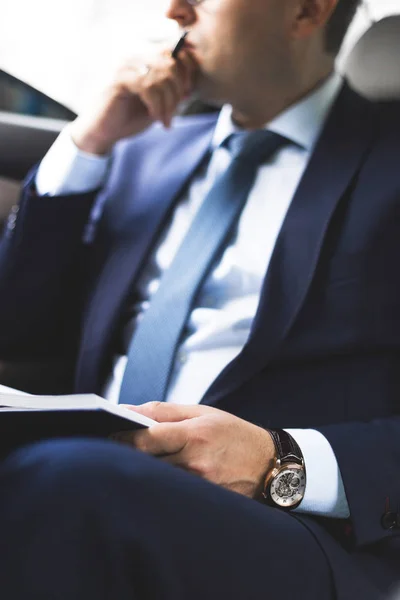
[0,390,156,455]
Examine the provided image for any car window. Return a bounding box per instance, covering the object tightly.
[0,70,76,120]
[0,0,399,115]
[0,0,176,114]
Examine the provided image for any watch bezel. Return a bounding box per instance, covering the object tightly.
[263,462,306,510]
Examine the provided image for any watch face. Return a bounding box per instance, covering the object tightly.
[270,466,306,508]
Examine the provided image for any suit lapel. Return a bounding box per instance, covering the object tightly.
[76,117,217,392]
[202,85,377,407]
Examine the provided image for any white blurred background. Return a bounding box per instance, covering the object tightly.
[0,0,399,112]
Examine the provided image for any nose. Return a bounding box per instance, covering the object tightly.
[165,0,197,28]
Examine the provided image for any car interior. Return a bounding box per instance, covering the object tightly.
[0,9,399,392]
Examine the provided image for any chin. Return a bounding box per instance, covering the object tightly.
[193,75,227,109]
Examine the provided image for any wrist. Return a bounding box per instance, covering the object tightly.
[70,119,114,156]
[261,429,306,510]
[254,428,277,500]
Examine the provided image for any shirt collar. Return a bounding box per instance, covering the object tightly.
[212,71,343,152]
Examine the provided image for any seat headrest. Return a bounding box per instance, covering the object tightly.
[343,16,400,100]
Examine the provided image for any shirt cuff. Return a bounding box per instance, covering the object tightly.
[284,428,350,519]
[35,124,111,196]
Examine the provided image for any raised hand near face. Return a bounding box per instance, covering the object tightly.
[70,43,198,156]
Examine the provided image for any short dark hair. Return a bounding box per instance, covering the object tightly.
[325,0,362,55]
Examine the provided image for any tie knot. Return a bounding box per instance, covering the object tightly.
[224,130,289,165]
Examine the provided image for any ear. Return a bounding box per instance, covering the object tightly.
[290,0,338,41]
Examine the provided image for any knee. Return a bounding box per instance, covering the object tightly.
[0,438,158,511]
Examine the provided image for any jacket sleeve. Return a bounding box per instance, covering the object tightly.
[316,415,400,547]
[0,168,98,362]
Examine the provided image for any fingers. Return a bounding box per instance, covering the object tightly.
[177,49,198,95]
[141,76,180,128]
[140,85,165,124]
[120,48,197,128]
[112,420,189,455]
[121,401,214,422]
[142,52,195,127]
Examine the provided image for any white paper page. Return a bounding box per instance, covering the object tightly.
[0,384,30,395]
[0,393,157,428]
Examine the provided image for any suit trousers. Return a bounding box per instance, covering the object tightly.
[0,439,352,599]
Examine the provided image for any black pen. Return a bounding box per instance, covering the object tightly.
[171,31,189,59]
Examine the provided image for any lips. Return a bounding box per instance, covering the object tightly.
[182,31,196,49]
[181,33,200,62]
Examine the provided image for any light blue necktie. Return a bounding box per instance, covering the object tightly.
[118,130,289,405]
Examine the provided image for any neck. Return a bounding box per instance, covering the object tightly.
[231,63,334,130]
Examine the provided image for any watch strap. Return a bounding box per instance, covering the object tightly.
[268,429,303,466]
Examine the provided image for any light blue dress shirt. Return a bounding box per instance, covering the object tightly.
[36,72,350,519]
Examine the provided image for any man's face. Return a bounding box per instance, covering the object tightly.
[166,0,296,107]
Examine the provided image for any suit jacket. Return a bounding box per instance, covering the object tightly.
[0,83,400,598]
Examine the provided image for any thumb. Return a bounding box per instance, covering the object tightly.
[121,402,214,423]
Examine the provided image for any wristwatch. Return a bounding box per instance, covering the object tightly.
[262,429,306,510]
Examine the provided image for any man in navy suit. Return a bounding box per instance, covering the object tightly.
[0,0,399,597]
